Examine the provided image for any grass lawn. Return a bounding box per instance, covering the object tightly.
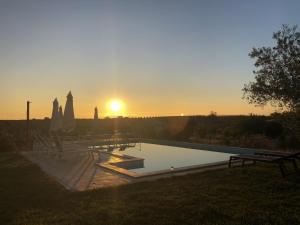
[1,153,300,225]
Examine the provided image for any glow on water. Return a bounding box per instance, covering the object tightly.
[111,143,233,173]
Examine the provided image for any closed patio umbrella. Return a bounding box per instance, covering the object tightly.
[63,91,76,131]
[50,98,60,132]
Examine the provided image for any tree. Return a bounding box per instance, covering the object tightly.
[243,25,300,111]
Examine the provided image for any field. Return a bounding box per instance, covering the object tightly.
[1,152,300,225]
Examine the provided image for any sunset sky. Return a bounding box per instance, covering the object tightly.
[1,0,300,119]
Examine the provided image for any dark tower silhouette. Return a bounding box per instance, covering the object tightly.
[94,107,99,120]
[50,98,60,132]
[58,106,63,130]
[59,106,63,117]
[63,91,75,131]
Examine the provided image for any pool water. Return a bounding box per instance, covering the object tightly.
[110,143,233,173]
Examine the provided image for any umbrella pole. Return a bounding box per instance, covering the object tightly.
[26,101,32,150]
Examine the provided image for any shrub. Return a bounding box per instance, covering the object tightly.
[264,120,283,139]
[278,134,300,150]
[0,130,17,152]
[237,116,267,135]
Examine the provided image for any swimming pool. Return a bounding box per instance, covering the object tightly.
[99,143,234,176]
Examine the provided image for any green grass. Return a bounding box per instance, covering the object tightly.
[1,153,300,225]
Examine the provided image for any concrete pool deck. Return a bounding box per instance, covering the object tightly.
[21,145,131,191]
[21,139,258,191]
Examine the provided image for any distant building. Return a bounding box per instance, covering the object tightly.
[63,91,76,131]
[94,107,99,120]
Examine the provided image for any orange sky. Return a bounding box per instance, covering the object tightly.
[0,90,274,120]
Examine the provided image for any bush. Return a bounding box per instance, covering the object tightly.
[278,134,300,150]
[237,116,266,135]
[264,120,283,139]
[0,130,17,152]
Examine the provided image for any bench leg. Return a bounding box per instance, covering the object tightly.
[278,162,286,177]
[242,159,245,166]
[228,157,232,168]
[292,159,299,174]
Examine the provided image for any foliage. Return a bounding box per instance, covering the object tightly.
[1,115,299,152]
[208,111,217,117]
[264,120,283,139]
[270,111,300,148]
[236,115,266,135]
[0,130,16,152]
[243,25,300,111]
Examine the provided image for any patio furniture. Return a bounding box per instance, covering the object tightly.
[255,151,300,160]
[228,154,299,177]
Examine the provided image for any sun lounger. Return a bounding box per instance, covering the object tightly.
[228,154,299,177]
[255,151,300,160]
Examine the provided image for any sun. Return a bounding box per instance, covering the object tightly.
[110,100,121,112]
[106,99,126,117]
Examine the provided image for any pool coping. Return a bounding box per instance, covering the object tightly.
[98,159,234,178]
[140,138,258,155]
[96,140,248,179]
[91,138,284,179]
[98,151,145,177]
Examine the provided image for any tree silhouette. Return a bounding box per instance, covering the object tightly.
[243,25,300,111]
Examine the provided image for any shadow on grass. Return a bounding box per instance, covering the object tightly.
[0,152,300,225]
